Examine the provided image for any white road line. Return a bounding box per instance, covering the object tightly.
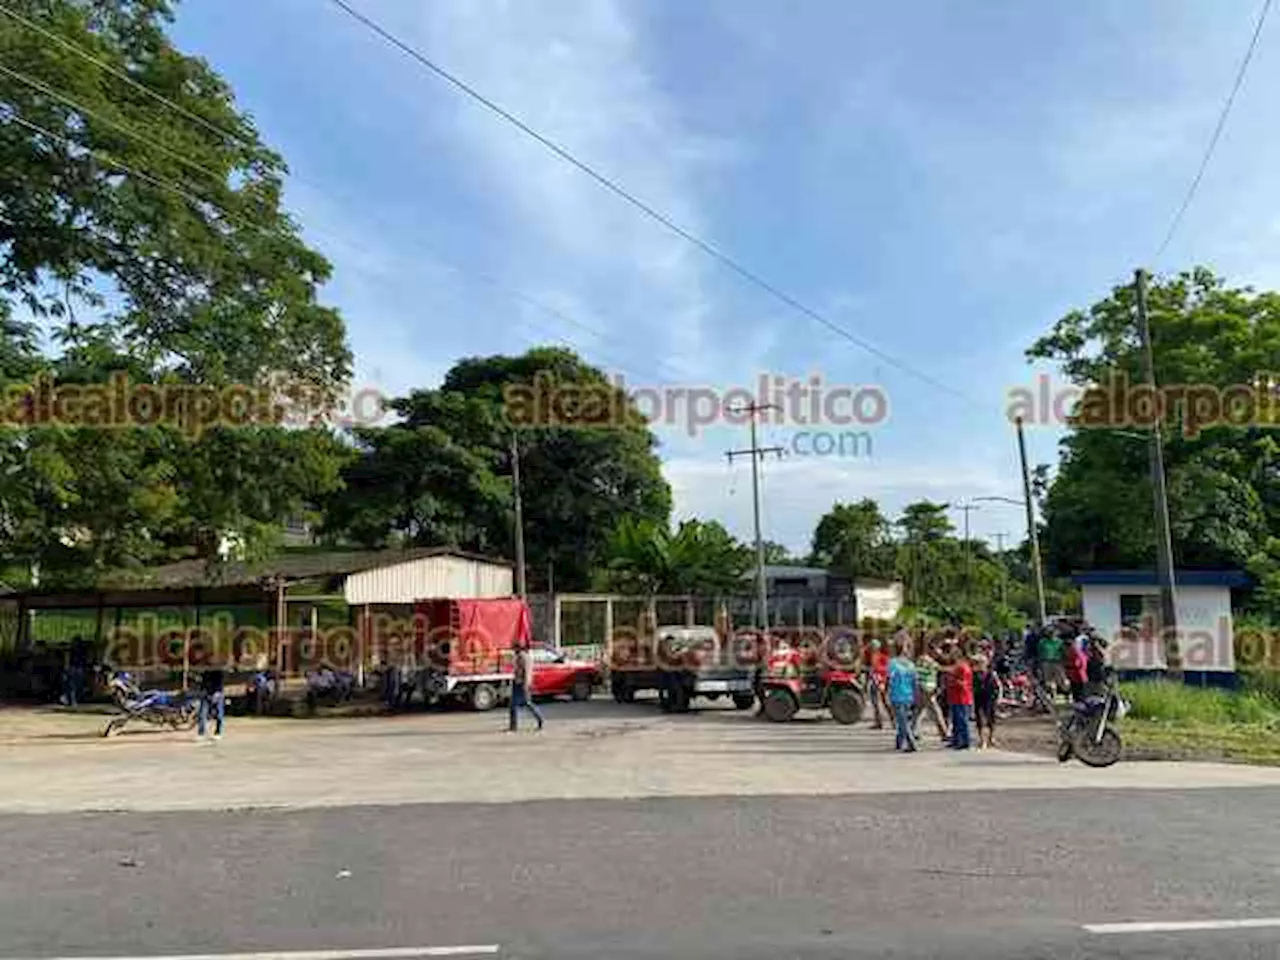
[3,948,500,960]
[1085,918,1280,934]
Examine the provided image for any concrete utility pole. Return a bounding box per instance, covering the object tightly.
[510,431,527,598]
[994,532,1009,609]
[726,404,784,631]
[1014,417,1049,624]
[1134,268,1180,677]
[954,501,980,604]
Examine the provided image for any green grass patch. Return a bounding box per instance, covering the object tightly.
[1120,679,1280,725]
[1122,718,1280,766]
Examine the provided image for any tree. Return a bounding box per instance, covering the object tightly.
[1027,268,1280,614]
[810,499,895,578]
[322,348,671,590]
[0,0,354,584]
[760,541,793,564]
[600,516,751,595]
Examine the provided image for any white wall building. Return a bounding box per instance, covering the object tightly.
[1073,570,1249,674]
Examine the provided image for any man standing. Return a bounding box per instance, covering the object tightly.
[887,641,918,752]
[945,651,974,751]
[509,642,545,732]
[197,663,225,741]
[1039,626,1066,700]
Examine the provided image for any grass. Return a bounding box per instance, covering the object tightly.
[1117,678,1280,765]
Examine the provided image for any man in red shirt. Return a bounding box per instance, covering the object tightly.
[865,639,891,729]
[946,653,974,750]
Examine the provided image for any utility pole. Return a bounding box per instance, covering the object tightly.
[1135,268,1180,677]
[954,501,980,604]
[510,431,527,599]
[1015,417,1049,624]
[726,404,784,631]
[994,532,1009,609]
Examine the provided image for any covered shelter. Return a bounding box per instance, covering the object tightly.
[0,547,513,692]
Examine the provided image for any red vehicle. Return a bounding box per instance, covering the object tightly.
[528,645,601,701]
[413,597,532,711]
[758,630,865,724]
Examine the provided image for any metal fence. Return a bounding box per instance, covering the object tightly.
[537,593,862,648]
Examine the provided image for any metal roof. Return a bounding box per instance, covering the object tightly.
[1071,569,1251,588]
[8,547,512,597]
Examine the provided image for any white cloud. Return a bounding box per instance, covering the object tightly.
[394,0,747,384]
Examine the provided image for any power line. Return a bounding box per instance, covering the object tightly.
[0,14,703,391]
[324,0,976,408]
[0,61,686,391]
[0,0,256,151]
[0,59,229,187]
[1153,0,1273,264]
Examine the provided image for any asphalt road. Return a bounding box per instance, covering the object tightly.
[4,788,1280,959]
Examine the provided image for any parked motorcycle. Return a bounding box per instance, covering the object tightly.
[1057,678,1128,767]
[102,671,200,737]
[304,664,356,712]
[245,670,277,715]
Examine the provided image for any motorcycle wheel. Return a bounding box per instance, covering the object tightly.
[1075,726,1122,768]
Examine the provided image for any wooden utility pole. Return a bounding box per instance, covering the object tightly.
[726,404,784,630]
[510,431,527,598]
[1135,268,1180,677]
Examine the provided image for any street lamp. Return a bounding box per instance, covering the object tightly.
[973,495,1048,624]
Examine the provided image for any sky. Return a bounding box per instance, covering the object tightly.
[168,0,1280,555]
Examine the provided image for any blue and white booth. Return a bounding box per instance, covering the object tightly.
[1072,569,1251,687]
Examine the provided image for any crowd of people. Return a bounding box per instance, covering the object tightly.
[856,620,1111,753]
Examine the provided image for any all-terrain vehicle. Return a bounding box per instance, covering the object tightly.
[758,630,865,724]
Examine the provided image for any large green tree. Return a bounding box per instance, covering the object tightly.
[0,0,353,585]
[810,499,895,578]
[323,348,671,591]
[1027,268,1280,610]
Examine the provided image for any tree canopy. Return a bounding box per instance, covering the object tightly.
[1027,267,1280,613]
[0,0,353,585]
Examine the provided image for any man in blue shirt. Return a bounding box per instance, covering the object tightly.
[888,642,919,752]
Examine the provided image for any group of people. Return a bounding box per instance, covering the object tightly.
[861,632,1003,753]
[859,620,1111,754]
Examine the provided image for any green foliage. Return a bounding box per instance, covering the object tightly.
[1028,269,1280,615]
[1121,680,1280,725]
[810,499,895,577]
[599,516,751,596]
[322,348,671,591]
[0,0,353,586]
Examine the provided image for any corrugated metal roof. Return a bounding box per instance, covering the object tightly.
[80,547,513,592]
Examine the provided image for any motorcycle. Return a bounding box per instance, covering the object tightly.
[245,670,278,715]
[304,665,356,712]
[102,671,200,737]
[1057,678,1128,767]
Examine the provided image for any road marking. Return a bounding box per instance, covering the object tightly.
[5,948,501,960]
[1085,918,1280,934]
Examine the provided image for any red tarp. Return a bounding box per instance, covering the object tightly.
[415,598,532,676]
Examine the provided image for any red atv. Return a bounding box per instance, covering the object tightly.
[758,631,865,724]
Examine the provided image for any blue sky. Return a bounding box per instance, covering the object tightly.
[170,0,1280,554]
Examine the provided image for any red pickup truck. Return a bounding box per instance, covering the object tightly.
[528,645,600,701]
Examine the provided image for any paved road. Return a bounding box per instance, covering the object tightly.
[4,788,1280,959]
[4,698,1280,813]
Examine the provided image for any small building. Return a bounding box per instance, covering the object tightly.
[749,566,903,626]
[1072,569,1250,681]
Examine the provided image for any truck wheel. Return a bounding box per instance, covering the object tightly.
[571,675,592,702]
[470,683,498,712]
[828,689,863,725]
[732,692,756,711]
[762,689,798,722]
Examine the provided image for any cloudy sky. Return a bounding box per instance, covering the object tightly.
[172,0,1280,554]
